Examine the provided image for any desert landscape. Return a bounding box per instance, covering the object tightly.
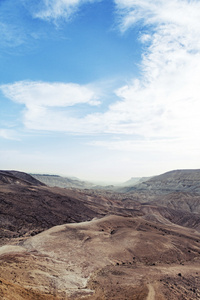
[1,0,200,299]
[0,169,200,299]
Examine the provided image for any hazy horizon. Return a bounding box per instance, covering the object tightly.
[3,167,200,186]
[1,0,200,181]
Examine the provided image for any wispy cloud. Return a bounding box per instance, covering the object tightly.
[0,81,100,107]
[0,22,25,48]
[103,0,200,145]
[0,1,43,50]
[0,0,98,50]
[0,129,20,140]
[114,0,200,32]
[26,0,99,22]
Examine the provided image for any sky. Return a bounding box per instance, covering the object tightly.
[1,0,200,183]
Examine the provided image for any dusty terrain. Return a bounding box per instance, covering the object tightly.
[1,215,200,299]
[1,170,200,299]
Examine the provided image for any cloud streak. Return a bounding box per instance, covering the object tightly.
[0,22,25,48]
[27,0,99,22]
[0,0,99,50]
[0,81,100,107]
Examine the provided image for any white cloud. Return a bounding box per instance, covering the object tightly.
[0,129,20,140]
[114,0,200,32]
[0,81,99,107]
[29,0,99,22]
[0,21,25,48]
[101,0,200,146]
[0,81,101,134]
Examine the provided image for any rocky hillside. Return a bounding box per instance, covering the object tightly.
[0,170,45,187]
[1,170,200,245]
[0,173,142,245]
[124,169,200,194]
[1,215,200,299]
[1,170,200,299]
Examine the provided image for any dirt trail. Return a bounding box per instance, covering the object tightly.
[147,284,155,300]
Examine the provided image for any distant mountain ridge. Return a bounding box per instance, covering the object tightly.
[122,176,152,186]
[31,174,152,190]
[31,173,95,189]
[125,169,200,194]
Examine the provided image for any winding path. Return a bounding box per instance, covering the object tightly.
[147,284,155,300]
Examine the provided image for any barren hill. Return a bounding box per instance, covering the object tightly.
[0,215,200,299]
[125,169,200,194]
[0,170,45,186]
[1,169,200,299]
[0,174,142,245]
[1,170,200,242]
[0,184,102,245]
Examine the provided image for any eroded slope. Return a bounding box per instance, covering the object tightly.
[0,215,200,299]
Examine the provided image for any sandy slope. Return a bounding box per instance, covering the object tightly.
[0,215,200,299]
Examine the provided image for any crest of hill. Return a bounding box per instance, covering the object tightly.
[0,170,45,187]
[124,169,200,194]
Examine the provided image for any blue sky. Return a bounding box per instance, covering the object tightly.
[1,0,200,183]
